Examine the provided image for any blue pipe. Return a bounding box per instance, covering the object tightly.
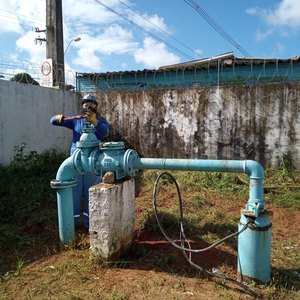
[50,156,78,243]
[132,157,271,282]
[55,156,78,181]
[133,158,265,216]
[51,142,271,282]
[51,119,101,244]
[238,213,271,283]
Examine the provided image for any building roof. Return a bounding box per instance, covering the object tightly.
[77,52,300,78]
[158,51,300,71]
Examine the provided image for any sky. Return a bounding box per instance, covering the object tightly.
[1,0,300,84]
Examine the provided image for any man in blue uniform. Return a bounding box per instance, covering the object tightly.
[50,94,109,230]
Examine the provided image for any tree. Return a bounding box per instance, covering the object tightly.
[10,73,40,85]
[65,84,75,91]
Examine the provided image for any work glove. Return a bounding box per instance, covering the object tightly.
[55,114,65,123]
[85,111,98,126]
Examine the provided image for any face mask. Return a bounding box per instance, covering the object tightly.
[82,102,97,114]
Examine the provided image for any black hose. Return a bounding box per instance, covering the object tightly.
[152,171,261,299]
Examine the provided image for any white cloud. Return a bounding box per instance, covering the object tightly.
[246,0,300,48]
[134,37,180,68]
[63,0,119,27]
[0,0,46,34]
[64,62,78,86]
[94,25,138,55]
[129,12,170,33]
[274,42,285,55]
[16,31,46,63]
[121,62,127,69]
[0,0,44,34]
[0,0,183,72]
[247,0,300,29]
[0,10,22,34]
[73,47,102,71]
[72,25,138,71]
[194,49,203,57]
[265,0,300,28]
[254,29,274,42]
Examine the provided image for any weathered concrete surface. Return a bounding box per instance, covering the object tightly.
[1,79,299,169]
[89,178,135,260]
[0,80,80,165]
[100,83,300,169]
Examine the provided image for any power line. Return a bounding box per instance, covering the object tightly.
[0,10,44,31]
[183,0,251,57]
[94,0,195,60]
[117,0,201,59]
[0,16,42,29]
[0,8,44,24]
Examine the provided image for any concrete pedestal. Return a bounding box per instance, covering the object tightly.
[89,178,135,260]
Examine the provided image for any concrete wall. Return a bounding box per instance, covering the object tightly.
[1,80,299,169]
[0,80,80,165]
[99,83,300,169]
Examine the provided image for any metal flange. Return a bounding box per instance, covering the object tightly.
[123,149,140,177]
[50,178,77,189]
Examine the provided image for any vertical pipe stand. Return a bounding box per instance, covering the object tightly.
[237,210,272,283]
[50,178,78,243]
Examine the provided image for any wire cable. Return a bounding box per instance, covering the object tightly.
[153,172,251,253]
[0,8,44,26]
[117,0,201,59]
[152,171,261,298]
[94,0,195,60]
[183,0,251,57]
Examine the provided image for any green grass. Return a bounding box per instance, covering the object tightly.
[0,151,299,299]
[0,144,67,277]
[135,168,300,299]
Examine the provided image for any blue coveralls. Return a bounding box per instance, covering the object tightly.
[50,116,109,229]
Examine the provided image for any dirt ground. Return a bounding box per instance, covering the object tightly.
[1,183,300,300]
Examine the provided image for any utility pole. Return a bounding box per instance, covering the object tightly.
[46,0,64,87]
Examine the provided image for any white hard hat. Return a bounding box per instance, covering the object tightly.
[81,94,97,105]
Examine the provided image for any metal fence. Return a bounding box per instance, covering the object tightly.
[77,58,300,92]
[2,55,300,92]
[0,56,77,89]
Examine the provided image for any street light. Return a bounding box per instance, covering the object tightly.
[64,37,81,56]
[63,37,81,89]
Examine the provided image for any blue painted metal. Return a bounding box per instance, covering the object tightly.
[76,120,100,149]
[131,156,265,216]
[238,213,272,283]
[51,120,100,243]
[51,141,271,282]
[77,60,300,92]
[98,141,128,179]
[50,156,78,243]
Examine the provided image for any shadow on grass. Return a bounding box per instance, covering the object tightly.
[0,147,67,279]
[125,211,239,277]
[270,268,300,292]
[106,211,300,297]
[1,210,299,298]
[0,219,62,278]
[101,211,262,299]
[1,209,239,277]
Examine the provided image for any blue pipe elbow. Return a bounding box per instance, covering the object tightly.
[244,160,264,180]
[243,160,265,216]
[55,156,78,181]
[51,156,78,244]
